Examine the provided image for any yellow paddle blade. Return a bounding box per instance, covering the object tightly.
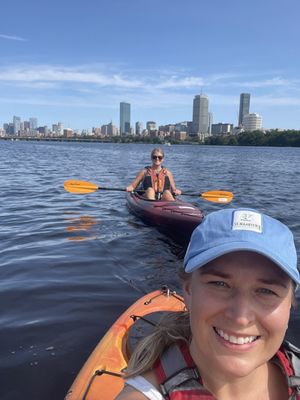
[201,190,234,203]
[64,180,99,194]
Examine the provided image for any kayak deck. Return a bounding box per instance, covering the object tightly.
[126,192,204,244]
[65,287,185,400]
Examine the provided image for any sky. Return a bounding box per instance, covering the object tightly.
[1,0,300,131]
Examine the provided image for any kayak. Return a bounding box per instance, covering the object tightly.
[65,287,185,400]
[126,192,204,244]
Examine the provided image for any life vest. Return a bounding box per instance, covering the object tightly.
[143,166,171,195]
[154,341,300,399]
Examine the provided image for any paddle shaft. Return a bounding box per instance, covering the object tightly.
[64,180,233,203]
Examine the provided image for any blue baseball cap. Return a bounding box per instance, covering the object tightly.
[184,208,300,285]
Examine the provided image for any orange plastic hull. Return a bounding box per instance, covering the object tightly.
[65,288,185,400]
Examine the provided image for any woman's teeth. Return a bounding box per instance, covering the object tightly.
[215,328,258,345]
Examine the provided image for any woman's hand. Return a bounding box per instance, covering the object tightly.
[173,188,182,196]
[126,185,135,192]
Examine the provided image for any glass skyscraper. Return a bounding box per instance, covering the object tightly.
[238,93,250,126]
[120,102,131,135]
[192,95,209,135]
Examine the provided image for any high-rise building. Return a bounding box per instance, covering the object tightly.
[238,93,250,126]
[243,113,262,131]
[120,102,131,135]
[29,117,38,133]
[135,121,143,135]
[13,116,21,134]
[192,95,209,135]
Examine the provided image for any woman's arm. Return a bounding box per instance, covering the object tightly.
[126,169,145,192]
[167,170,182,195]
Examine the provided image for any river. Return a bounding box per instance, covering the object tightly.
[0,140,299,400]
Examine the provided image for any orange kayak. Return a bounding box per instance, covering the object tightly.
[65,287,185,400]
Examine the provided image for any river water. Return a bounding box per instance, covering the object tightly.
[0,140,299,400]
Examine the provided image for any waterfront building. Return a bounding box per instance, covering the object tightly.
[238,93,250,127]
[120,102,131,135]
[192,94,209,135]
[24,121,30,131]
[52,122,64,136]
[243,113,263,131]
[57,122,63,136]
[175,122,188,133]
[175,131,187,141]
[108,122,118,136]
[13,116,21,134]
[135,121,143,135]
[63,128,73,137]
[159,124,175,133]
[211,123,233,135]
[29,117,38,133]
[146,121,156,132]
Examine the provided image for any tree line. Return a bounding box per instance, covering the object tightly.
[204,130,300,147]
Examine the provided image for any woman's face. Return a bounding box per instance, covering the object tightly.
[183,251,293,380]
[151,151,164,167]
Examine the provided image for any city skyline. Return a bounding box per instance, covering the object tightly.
[1,0,300,130]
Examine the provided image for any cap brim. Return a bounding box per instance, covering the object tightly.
[185,240,300,285]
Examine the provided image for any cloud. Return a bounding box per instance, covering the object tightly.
[0,63,299,95]
[0,63,299,112]
[253,95,300,106]
[0,34,27,42]
[155,76,206,89]
[0,65,143,88]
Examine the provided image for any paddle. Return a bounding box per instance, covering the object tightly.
[64,180,234,204]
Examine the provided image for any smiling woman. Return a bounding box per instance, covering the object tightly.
[126,148,182,201]
[116,208,300,400]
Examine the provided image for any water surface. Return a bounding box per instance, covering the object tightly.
[0,141,299,399]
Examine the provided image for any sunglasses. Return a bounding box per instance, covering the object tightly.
[152,155,163,161]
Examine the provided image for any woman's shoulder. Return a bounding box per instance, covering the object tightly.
[115,384,149,400]
[116,372,162,400]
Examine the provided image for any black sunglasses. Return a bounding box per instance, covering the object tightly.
[152,155,163,160]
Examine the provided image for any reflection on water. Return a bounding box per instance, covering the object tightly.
[65,214,98,241]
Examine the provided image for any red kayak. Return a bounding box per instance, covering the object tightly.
[126,192,204,244]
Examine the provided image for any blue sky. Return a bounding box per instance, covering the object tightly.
[1,0,300,130]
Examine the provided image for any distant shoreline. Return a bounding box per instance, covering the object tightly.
[1,130,300,147]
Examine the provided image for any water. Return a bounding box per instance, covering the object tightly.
[0,141,299,400]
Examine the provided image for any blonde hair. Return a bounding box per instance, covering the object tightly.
[125,267,190,378]
[151,148,165,158]
[125,311,190,378]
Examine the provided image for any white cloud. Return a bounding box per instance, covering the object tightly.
[0,34,27,41]
[0,65,143,88]
[0,63,299,112]
[155,76,206,89]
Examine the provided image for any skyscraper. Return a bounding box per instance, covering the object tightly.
[120,102,131,135]
[13,116,21,134]
[192,95,209,135]
[238,93,250,126]
[29,117,38,133]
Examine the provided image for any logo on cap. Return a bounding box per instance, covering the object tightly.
[232,210,262,233]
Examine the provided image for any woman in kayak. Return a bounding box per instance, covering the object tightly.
[117,208,300,400]
[126,148,182,201]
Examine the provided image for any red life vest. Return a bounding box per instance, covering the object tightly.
[154,341,300,399]
[143,166,171,195]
